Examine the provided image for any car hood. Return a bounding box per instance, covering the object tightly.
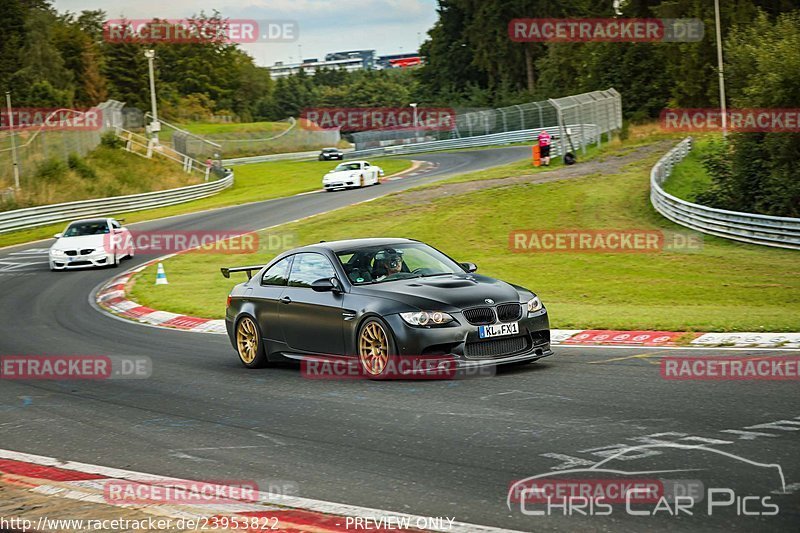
[351,273,525,311]
[323,170,360,182]
[51,234,106,251]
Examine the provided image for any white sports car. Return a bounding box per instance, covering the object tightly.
[49,217,134,271]
[322,161,384,191]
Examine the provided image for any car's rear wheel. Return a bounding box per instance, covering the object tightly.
[236,315,268,368]
[358,318,395,378]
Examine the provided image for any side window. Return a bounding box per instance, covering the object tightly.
[261,257,292,286]
[111,220,121,230]
[287,253,336,288]
[364,163,370,167]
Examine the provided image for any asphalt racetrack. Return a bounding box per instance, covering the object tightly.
[0,146,797,532]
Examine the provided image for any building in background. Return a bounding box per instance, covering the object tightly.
[268,49,421,79]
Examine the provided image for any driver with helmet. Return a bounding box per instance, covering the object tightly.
[373,249,404,281]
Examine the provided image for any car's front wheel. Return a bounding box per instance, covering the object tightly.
[357,318,396,378]
[235,315,268,368]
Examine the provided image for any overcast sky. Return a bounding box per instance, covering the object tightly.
[53,0,439,66]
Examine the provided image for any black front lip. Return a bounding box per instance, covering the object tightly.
[383,310,551,365]
[399,349,553,375]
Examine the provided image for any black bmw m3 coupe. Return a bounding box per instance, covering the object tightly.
[223,238,552,377]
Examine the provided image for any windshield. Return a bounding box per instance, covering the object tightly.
[334,163,361,171]
[337,242,464,284]
[62,221,110,237]
[322,148,339,153]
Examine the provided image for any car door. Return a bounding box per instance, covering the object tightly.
[363,162,376,184]
[252,256,293,343]
[109,219,130,255]
[279,252,345,355]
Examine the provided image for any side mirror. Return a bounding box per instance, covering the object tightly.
[53,233,62,239]
[460,262,478,273]
[311,277,342,293]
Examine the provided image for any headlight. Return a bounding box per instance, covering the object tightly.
[400,311,454,326]
[527,296,543,314]
[50,249,65,256]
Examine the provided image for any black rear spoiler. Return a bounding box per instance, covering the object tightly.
[221,265,266,280]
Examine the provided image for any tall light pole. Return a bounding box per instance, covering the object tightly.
[714,0,728,138]
[5,91,20,190]
[410,102,418,142]
[144,49,160,145]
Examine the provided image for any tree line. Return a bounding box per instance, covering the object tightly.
[1,0,797,215]
[0,0,419,122]
[416,0,798,217]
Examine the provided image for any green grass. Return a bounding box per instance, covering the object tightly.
[180,121,289,137]
[661,139,714,201]
[154,121,289,143]
[0,146,203,211]
[129,136,800,332]
[0,157,412,248]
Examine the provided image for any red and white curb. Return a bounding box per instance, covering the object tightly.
[95,262,800,348]
[560,329,800,348]
[95,257,227,335]
[0,449,520,533]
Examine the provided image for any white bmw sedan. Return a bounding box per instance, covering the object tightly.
[49,217,134,271]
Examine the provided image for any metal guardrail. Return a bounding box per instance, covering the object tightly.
[0,170,233,234]
[348,126,591,158]
[650,138,800,250]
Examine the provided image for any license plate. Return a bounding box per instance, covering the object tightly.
[479,322,519,338]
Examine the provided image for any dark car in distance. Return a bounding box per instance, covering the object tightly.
[318,147,344,160]
[222,238,552,378]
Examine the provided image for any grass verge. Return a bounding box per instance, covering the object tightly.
[661,139,714,201]
[129,134,800,332]
[0,157,412,249]
[0,146,203,211]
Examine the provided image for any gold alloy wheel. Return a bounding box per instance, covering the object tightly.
[236,317,259,364]
[359,321,390,376]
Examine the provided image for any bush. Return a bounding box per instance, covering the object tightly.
[67,153,97,180]
[36,158,68,183]
[100,131,122,149]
